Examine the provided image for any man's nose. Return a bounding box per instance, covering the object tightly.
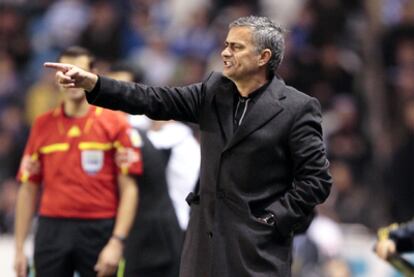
[221,48,231,58]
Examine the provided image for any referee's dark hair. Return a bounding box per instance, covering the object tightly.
[58,46,95,69]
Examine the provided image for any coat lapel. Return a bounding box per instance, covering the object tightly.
[224,77,286,151]
[214,81,235,144]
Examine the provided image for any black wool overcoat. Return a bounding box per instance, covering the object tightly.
[86,72,332,277]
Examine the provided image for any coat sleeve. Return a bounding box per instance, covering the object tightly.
[390,220,414,253]
[267,97,332,237]
[86,75,207,123]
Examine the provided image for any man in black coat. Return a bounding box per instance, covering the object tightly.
[45,15,332,277]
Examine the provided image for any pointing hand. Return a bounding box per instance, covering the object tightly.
[44,62,98,91]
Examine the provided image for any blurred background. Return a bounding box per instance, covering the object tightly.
[0,0,414,276]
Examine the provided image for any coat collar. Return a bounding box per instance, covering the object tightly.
[214,75,286,151]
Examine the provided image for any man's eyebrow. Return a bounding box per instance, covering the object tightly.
[224,41,243,46]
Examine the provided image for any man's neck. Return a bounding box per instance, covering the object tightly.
[64,99,89,117]
[234,75,269,97]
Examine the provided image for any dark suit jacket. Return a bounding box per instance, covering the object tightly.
[124,130,183,277]
[87,72,332,277]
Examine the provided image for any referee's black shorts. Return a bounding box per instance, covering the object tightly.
[34,216,115,277]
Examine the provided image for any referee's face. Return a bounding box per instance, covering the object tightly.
[58,55,91,101]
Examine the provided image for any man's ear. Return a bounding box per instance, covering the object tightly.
[258,49,272,67]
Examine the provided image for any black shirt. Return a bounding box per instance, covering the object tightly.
[233,82,270,132]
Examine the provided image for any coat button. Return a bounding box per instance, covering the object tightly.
[208,231,213,238]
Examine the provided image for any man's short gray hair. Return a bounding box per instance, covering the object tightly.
[229,16,286,77]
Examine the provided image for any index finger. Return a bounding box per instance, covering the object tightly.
[43,62,71,72]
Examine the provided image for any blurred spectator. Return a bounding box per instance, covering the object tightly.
[309,0,347,46]
[292,233,320,277]
[173,55,207,85]
[307,215,344,258]
[169,6,217,60]
[321,258,352,277]
[24,69,60,125]
[328,161,378,228]
[326,95,371,180]
[0,101,28,183]
[168,0,212,29]
[0,126,16,182]
[123,127,183,277]
[147,121,201,231]
[387,98,414,222]
[382,0,414,68]
[316,43,355,95]
[32,0,89,51]
[106,65,183,277]
[381,0,407,26]
[0,5,31,71]
[79,0,122,61]
[260,0,304,26]
[385,45,414,135]
[0,51,19,103]
[287,2,316,56]
[375,218,414,262]
[121,6,152,55]
[129,33,178,85]
[0,179,18,234]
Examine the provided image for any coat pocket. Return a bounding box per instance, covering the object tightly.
[249,213,276,231]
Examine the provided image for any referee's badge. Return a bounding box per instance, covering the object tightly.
[81,150,104,174]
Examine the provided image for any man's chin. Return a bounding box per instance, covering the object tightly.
[222,70,233,80]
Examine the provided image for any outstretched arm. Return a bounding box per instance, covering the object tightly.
[45,62,207,124]
[43,62,98,91]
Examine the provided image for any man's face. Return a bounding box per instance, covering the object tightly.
[58,55,91,101]
[221,26,262,82]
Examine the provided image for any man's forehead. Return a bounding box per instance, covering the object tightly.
[226,26,253,42]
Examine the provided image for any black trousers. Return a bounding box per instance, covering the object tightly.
[34,217,115,277]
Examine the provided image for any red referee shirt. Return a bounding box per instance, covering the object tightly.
[17,105,142,219]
